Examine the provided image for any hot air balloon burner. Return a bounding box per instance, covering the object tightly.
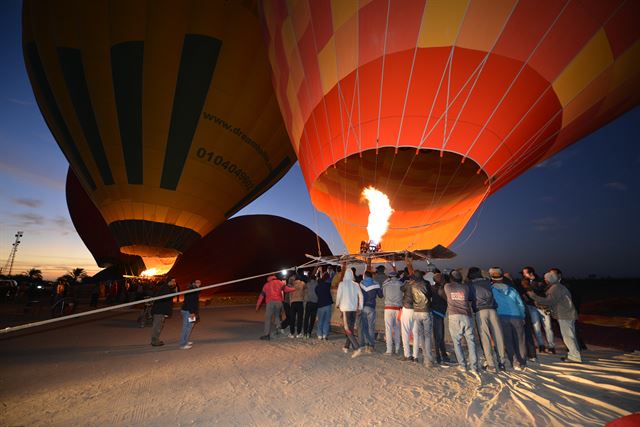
[360,240,381,254]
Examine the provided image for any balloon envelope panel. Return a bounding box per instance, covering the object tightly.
[24,0,295,271]
[260,0,640,252]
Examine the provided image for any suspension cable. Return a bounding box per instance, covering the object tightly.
[0,261,318,335]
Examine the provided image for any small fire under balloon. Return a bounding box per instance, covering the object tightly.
[361,187,394,252]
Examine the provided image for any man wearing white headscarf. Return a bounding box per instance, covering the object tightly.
[527,270,582,363]
[336,263,364,358]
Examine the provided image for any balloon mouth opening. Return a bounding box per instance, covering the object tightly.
[120,245,179,275]
[310,147,489,251]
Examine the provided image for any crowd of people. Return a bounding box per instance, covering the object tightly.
[257,257,585,372]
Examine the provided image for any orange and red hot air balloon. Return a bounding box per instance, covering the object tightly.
[23,0,295,274]
[260,0,640,253]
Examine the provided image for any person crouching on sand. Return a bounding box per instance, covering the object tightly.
[180,280,201,350]
[336,263,364,358]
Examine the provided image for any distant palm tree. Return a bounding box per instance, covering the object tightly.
[56,268,87,285]
[26,268,43,281]
[68,268,87,283]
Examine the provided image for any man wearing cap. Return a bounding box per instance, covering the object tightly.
[382,269,403,355]
[527,270,582,363]
[468,267,506,372]
[490,267,527,370]
[444,269,479,373]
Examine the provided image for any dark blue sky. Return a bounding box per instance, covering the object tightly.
[1,1,638,279]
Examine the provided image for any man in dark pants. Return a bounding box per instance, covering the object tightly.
[150,277,176,347]
[505,273,538,363]
[431,271,451,364]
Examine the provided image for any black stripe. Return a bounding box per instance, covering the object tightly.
[111,42,144,184]
[108,220,202,254]
[225,156,293,218]
[57,48,114,185]
[25,43,97,190]
[160,34,222,190]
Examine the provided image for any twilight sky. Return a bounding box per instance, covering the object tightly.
[1,1,638,280]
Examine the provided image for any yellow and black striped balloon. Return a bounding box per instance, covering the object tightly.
[23,0,294,272]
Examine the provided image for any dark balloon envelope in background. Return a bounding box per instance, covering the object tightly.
[67,167,331,294]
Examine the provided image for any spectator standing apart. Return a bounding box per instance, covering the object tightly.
[289,273,306,338]
[431,271,451,364]
[468,267,506,372]
[528,271,582,363]
[315,271,334,340]
[303,270,319,339]
[179,280,201,349]
[382,271,403,355]
[411,270,435,367]
[399,256,417,361]
[336,265,363,358]
[256,275,294,340]
[491,268,527,370]
[522,267,555,354]
[150,277,176,347]
[359,262,384,352]
[444,270,479,373]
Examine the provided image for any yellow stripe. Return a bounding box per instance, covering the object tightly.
[418,0,469,48]
[318,35,338,94]
[553,29,614,109]
[331,0,358,31]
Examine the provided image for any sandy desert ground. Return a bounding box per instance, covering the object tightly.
[1,305,639,427]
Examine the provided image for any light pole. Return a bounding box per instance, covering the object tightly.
[2,231,24,276]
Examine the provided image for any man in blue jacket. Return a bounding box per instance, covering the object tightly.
[360,262,384,352]
[490,268,527,370]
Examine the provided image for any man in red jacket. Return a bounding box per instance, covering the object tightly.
[256,275,295,340]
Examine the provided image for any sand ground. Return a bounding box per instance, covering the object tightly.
[1,305,639,426]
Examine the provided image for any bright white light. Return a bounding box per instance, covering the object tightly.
[140,268,158,277]
[362,186,394,245]
[280,269,287,276]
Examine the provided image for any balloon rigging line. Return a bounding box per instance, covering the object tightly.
[375,0,392,151]
[305,4,338,174]
[439,1,519,153]
[0,261,319,336]
[451,187,491,250]
[381,0,430,192]
[415,0,472,153]
[483,0,629,179]
[462,0,571,160]
[284,1,344,233]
